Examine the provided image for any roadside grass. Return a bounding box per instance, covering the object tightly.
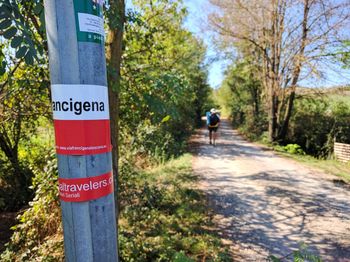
[246,127,350,184]
[1,153,231,261]
[118,154,231,261]
[271,147,350,184]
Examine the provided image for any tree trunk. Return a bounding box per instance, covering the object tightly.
[0,130,33,205]
[249,79,260,121]
[268,87,278,142]
[106,0,125,216]
[278,0,310,141]
[195,101,202,127]
[278,90,295,140]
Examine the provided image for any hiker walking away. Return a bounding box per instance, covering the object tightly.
[207,108,220,145]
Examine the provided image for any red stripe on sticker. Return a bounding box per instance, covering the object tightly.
[59,172,114,202]
[54,119,112,155]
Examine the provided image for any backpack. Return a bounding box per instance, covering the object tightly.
[209,114,219,126]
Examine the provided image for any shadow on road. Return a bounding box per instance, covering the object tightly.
[192,119,350,261]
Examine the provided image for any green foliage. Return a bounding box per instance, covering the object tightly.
[0,1,54,228]
[340,40,350,68]
[275,144,305,155]
[120,0,211,163]
[287,95,350,157]
[119,119,184,167]
[118,154,230,262]
[220,50,349,160]
[1,154,230,261]
[0,61,50,211]
[0,0,46,70]
[173,252,195,262]
[0,0,215,260]
[217,59,265,136]
[18,118,55,170]
[249,90,350,159]
[268,243,322,262]
[0,154,32,211]
[1,151,63,262]
[0,153,18,210]
[0,0,50,211]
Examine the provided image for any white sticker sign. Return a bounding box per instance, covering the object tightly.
[78,13,105,37]
[51,84,109,120]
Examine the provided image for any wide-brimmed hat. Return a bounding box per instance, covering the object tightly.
[210,108,216,113]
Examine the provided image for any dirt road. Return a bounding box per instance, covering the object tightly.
[192,119,350,261]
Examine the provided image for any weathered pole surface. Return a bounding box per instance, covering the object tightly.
[44,0,118,261]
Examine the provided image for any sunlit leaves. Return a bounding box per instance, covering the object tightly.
[1,63,50,124]
[161,115,171,123]
[0,0,46,69]
[0,2,50,205]
[119,0,210,160]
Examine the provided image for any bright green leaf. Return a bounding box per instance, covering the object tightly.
[161,115,171,123]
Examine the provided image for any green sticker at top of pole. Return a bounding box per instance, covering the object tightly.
[73,0,105,44]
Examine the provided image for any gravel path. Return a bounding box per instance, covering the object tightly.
[192,119,350,261]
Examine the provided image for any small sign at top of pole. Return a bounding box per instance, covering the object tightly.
[73,0,105,44]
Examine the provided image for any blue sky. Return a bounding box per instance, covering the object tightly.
[182,0,228,88]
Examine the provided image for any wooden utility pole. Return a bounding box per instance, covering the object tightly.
[44,0,118,261]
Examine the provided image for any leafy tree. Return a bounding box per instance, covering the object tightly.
[0,0,46,71]
[0,1,215,260]
[105,0,126,227]
[288,95,350,157]
[209,0,350,142]
[0,152,62,261]
[340,40,350,68]
[0,62,50,210]
[218,59,265,137]
[0,0,49,210]
[119,0,210,161]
